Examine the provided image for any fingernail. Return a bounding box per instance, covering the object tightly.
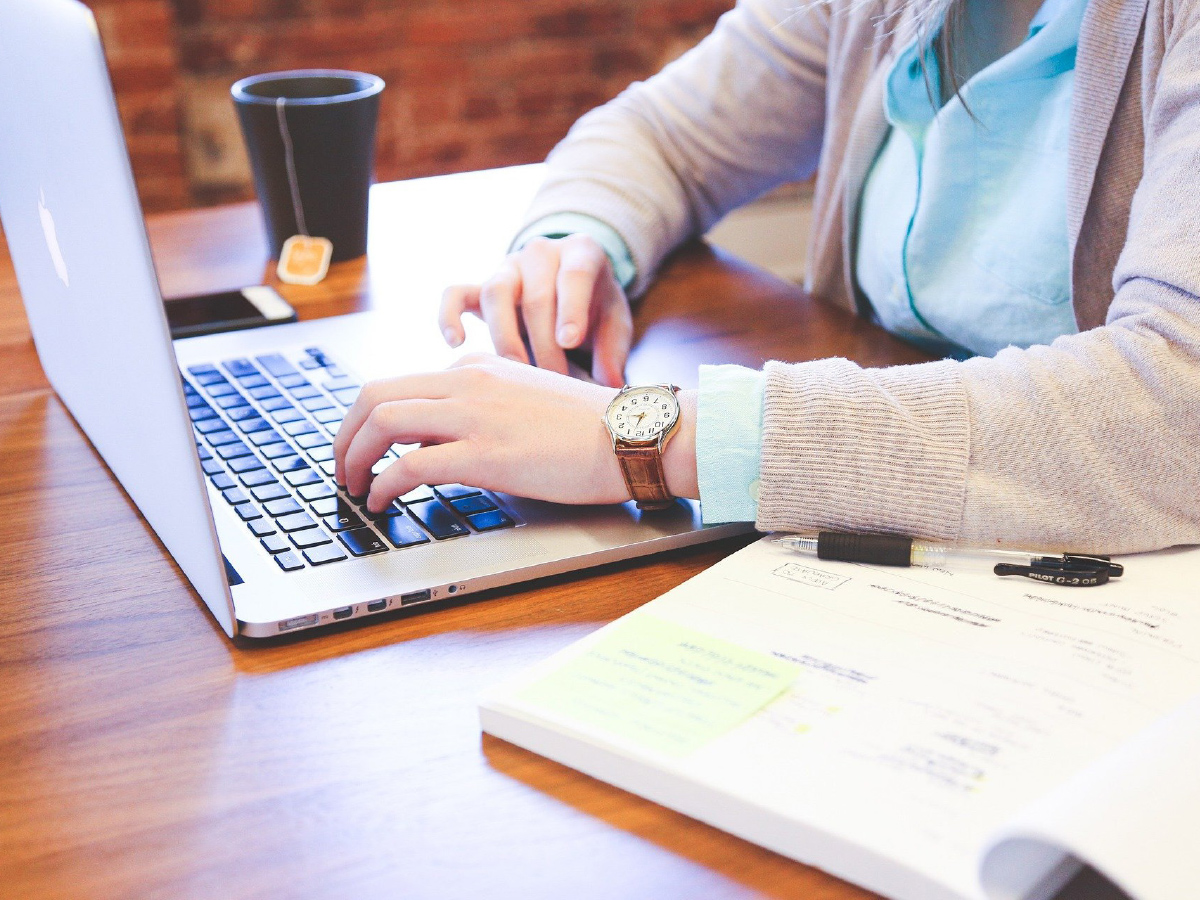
[557,324,579,346]
[443,327,461,347]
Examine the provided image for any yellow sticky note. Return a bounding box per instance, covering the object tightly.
[517,615,799,757]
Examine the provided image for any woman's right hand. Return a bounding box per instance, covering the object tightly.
[438,233,633,388]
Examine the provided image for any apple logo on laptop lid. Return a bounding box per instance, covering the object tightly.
[38,188,70,288]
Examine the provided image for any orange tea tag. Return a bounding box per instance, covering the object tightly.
[277,235,333,285]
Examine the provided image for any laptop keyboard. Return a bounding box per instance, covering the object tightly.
[183,346,516,573]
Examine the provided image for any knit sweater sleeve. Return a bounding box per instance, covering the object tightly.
[516,0,831,299]
[756,3,1200,555]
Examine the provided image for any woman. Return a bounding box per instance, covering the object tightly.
[334,0,1200,554]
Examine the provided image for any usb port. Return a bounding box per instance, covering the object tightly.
[400,589,432,606]
[332,606,353,620]
[367,599,388,613]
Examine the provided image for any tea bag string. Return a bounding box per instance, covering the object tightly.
[275,97,309,237]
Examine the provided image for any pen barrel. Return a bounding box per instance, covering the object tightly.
[816,531,913,566]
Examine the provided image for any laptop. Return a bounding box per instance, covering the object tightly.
[0,0,751,639]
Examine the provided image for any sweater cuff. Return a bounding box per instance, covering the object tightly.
[696,364,767,524]
[756,357,970,539]
[510,213,638,292]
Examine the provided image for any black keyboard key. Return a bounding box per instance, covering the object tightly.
[252,483,290,503]
[331,386,361,406]
[338,527,388,556]
[249,429,283,447]
[260,396,293,412]
[277,511,317,532]
[210,472,236,490]
[186,393,209,409]
[264,497,303,517]
[295,432,330,450]
[400,485,435,504]
[201,458,224,476]
[451,494,497,515]
[236,503,263,522]
[222,487,249,505]
[236,418,272,435]
[206,429,240,447]
[194,417,229,435]
[318,460,337,477]
[226,405,259,422]
[291,527,332,550]
[304,544,347,566]
[288,384,320,400]
[408,500,469,539]
[256,354,297,378]
[283,420,317,437]
[307,445,335,463]
[313,408,342,425]
[309,496,340,517]
[192,371,227,387]
[228,455,265,474]
[467,509,516,531]
[248,517,277,537]
[271,455,308,473]
[189,405,219,422]
[215,442,252,460]
[249,384,281,400]
[274,551,305,571]
[365,499,405,519]
[270,407,305,424]
[322,508,364,532]
[300,395,334,412]
[285,470,322,488]
[278,373,309,388]
[215,394,249,410]
[261,534,290,554]
[238,372,268,387]
[204,381,237,398]
[197,444,212,460]
[298,482,336,502]
[240,468,277,488]
[260,442,294,460]
[187,363,219,377]
[299,357,323,370]
[378,514,430,548]
[222,358,258,378]
[435,484,481,500]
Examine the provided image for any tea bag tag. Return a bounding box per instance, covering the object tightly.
[277,235,333,285]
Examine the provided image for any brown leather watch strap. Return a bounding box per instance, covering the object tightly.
[615,443,674,510]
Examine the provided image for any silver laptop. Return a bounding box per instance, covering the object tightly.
[0,0,750,639]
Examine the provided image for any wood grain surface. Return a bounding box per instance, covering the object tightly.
[0,169,945,900]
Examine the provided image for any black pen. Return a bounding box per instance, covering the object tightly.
[774,532,1123,587]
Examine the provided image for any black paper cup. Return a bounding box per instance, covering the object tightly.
[232,70,384,263]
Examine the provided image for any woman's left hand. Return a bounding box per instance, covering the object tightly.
[333,354,650,514]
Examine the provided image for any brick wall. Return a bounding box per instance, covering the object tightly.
[86,0,733,211]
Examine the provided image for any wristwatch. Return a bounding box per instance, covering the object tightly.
[603,384,681,511]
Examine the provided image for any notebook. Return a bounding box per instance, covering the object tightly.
[481,536,1200,900]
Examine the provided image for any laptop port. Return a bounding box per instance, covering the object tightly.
[400,589,432,606]
[279,614,319,633]
[367,599,388,613]
[332,606,353,620]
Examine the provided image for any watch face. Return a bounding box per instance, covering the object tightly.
[606,385,679,441]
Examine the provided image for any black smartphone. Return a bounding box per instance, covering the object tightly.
[165,286,298,339]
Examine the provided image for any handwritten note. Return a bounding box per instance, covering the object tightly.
[516,614,799,756]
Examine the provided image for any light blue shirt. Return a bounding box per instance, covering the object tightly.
[856,0,1085,359]
[522,0,1085,524]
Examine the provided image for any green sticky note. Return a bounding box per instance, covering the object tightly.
[516,614,799,757]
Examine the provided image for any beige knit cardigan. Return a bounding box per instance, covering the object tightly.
[519,0,1200,553]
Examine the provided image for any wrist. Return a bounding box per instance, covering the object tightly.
[663,389,699,500]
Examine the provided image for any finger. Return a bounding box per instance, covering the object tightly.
[478,262,529,364]
[555,235,608,349]
[342,398,461,498]
[516,245,569,375]
[590,282,634,388]
[366,442,474,514]
[438,284,481,348]
[333,374,457,484]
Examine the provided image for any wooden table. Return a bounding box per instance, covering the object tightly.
[0,166,949,899]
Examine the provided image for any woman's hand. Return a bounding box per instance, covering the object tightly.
[439,234,633,388]
[333,354,698,515]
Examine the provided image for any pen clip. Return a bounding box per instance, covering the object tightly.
[994,554,1121,587]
